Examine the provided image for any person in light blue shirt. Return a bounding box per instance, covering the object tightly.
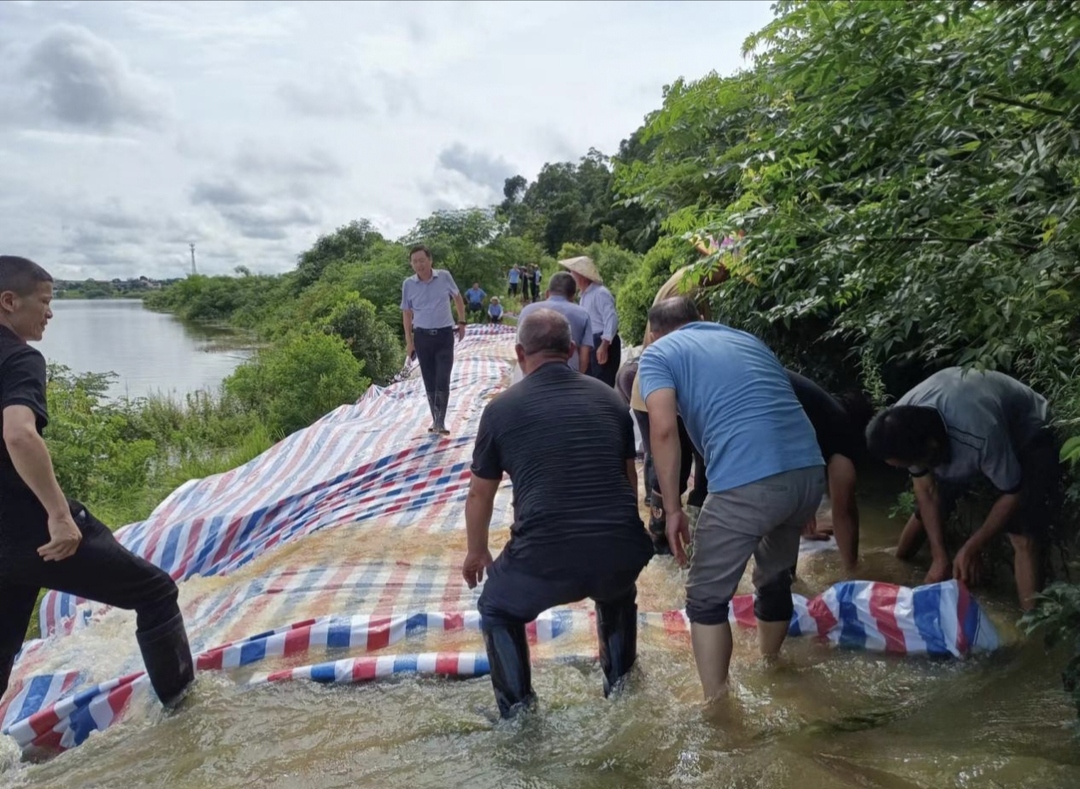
[465,282,487,314]
[637,296,824,703]
[507,266,521,297]
[517,272,593,372]
[487,297,504,324]
[559,256,620,387]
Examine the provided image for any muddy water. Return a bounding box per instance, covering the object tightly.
[4,488,1079,788]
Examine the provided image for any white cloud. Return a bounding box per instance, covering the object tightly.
[0,0,775,279]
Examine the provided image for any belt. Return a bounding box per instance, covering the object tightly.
[413,326,454,336]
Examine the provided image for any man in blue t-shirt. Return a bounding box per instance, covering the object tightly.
[637,296,825,702]
[465,282,486,314]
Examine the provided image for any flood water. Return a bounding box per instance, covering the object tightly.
[35,299,253,400]
[3,479,1078,789]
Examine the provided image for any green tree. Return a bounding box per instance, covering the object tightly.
[296,219,386,290]
[225,331,367,436]
[320,292,403,385]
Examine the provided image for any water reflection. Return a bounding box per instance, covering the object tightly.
[35,300,254,400]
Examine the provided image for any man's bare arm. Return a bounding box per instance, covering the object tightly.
[578,345,591,374]
[465,476,499,552]
[645,389,681,515]
[912,473,950,581]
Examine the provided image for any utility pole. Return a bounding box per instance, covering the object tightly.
[189,243,197,275]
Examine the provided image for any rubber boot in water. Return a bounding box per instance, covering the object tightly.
[0,650,16,700]
[596,598,638,697]
[481,622,536,719]
[425,393,438,433]
[433,391,450,435]
[649,491,671,556]
[136,612,195,708]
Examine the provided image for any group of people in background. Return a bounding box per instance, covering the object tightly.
[450,249,1063,718]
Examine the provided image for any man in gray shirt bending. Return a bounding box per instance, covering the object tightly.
[517,271,593,373]
[866,367,1061,610]
[400,245,467,435]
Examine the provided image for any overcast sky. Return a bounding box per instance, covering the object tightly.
[0,0,775,280]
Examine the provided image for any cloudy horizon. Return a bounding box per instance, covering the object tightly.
[0,0,775,280]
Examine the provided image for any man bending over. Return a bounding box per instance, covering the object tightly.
[638,297,824,701]
[462,308,653,718]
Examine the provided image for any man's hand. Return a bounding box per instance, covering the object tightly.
[596,341,609,366]
[457,323,466,342]
[38,509,82,561]
[405,340,415,361]
[952,545,981,587]
[462,549,493,588]
[666,508,692,568]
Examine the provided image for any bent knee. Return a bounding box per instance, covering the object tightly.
[754,574,793,623]
[685,599,730,626]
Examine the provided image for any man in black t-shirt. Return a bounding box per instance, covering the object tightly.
[787,370,867,571]
[0,256,194,708]
[462,308,653,719]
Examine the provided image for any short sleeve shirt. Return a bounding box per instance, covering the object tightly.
[400,269,460,329]
[638,322,823,494]
[896,367,1049,492]
[0,325,49,499]
[517,297,594,370]
[471,362,652,578]
[787,370,863,461]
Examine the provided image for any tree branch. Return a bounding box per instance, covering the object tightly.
[980,92,1073,121]
[865,235,1040,251]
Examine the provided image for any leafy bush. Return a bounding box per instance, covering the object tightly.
[225,331,367,437]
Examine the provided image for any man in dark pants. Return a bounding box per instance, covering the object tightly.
[866,367,1060,610]
[787,369,866,571]
[559,256,621,387]
[0,256,194,707]
[401,245,467,435]
[462,309,653,718]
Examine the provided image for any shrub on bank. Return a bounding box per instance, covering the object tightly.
[225,331,368,438]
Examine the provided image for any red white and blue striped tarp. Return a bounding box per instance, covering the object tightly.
[0,324,1001,756]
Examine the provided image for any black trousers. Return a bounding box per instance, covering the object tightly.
[589,333,622,388]
[478,552,643,628]
[633,409,708,509]
[0,498,180,696]
[413,326,455,400]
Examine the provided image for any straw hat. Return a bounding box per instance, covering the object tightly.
[558,255,603,284]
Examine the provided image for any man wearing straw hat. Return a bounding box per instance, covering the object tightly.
[559,256,620,387]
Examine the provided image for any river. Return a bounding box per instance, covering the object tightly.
[35,299,253,400]
[4,482,1079,788]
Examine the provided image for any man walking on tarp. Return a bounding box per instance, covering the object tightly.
[865,367,1061,610]
[559,256,621,387]
[462,309,653,718]
[401,245,467,435]
[0,255,194,708]
[638,296,824,702]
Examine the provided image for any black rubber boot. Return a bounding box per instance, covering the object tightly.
[433,391,450,435]
[649,493,671,556]
[425,393,438,432]
[596,597,638,697]
[0,651,15,699]
[136,612,195,708]
[481,622,536,719]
